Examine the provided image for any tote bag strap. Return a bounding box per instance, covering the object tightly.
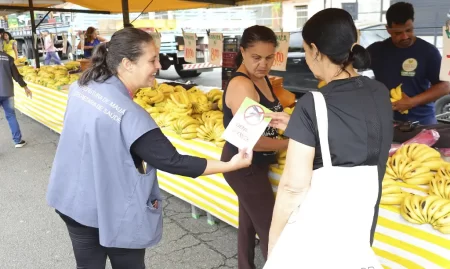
[310,91,332,168]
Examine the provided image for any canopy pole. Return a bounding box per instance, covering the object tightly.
[122,0,130,27]
[28,0,40,68]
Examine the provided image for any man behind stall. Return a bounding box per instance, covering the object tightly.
[367,2,450,125]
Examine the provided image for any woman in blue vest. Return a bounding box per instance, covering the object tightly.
[46,27,252,269]
[78,26,107,59]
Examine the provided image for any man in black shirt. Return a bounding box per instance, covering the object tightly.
[0,50,32,148]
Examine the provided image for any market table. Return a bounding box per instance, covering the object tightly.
[13,82,450,269]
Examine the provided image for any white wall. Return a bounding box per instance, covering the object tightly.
[282,0,311,31]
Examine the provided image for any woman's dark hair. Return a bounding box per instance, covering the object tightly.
[79,28,153,86]
[302,8,371,71]
[3,32,13,41]
[386,2,414,27]
[85,27,97,43]
[235,25,278,66]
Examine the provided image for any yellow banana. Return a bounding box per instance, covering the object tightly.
[181,133,198,140]
[404,174,434,185]
[278,158,286,165]
[431,202,450,224]
[415,149,442,163]
[381,193,406,205]
[401,160,422,176]
[421,195,441,222]
[183,125,199,134]
[433,213,450,227]
[427,198,450,221]
[411,195,427,223]
[403,167,431,179]
[435,225,450,234]
[382,178,397,187]
[382,184,403,195]
[421,158,444,171]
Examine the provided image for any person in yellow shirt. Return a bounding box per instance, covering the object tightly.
[3,32,18,60]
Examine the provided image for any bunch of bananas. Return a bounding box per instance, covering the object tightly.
[395,143,444,171]
[188,92,212,114]
[14,57,28,66]
[278,107,295,136]
[380,181,408,205]
[277,150,287,170]
[385,155,435,185]
[201,111,223,124]
[134,88,165,107]
[165,91,193,116]
[429,163,450,199]
[153,113,178,128]
[197,119,223,142]
[146,106,165,115]
[390,84,408,114]
[206,89,223,103]
[157,83,175,97]
[171,116,200,139]
[213,122,226,148]
[401,194,450,234]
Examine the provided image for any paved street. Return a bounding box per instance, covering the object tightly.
[0,111,264,268]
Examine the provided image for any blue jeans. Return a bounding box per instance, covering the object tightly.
[0,96,22,144]
[44,51,62,65]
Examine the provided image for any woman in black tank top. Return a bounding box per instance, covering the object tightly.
[220,25,289,269]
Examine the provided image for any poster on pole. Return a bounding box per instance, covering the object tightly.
[183,33,197,63]
[440,21,450,82]
[271,32,290,71]
[208,33,223,66]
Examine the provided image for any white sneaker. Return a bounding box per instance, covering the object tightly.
[15,140,27,148]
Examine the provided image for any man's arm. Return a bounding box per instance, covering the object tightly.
[412,46,450,106]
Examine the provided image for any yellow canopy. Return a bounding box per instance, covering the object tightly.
[69,0,283,13]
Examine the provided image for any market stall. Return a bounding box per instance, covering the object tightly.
[13,79,450,269]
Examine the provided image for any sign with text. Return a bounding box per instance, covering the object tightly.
[271,32,290,71]
[440,26,450,82]
[208,33,223,66]
[222,97,272,153]
[183,33,197,63]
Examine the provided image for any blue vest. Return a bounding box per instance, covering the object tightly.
[46,76,162,249]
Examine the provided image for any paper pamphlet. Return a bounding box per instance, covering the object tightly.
[222,97,272,152]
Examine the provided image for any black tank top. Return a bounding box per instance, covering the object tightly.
[222,72,283,164]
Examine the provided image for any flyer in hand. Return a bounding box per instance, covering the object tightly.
[222,97,272,152]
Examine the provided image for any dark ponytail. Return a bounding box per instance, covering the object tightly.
[302,8,371,71]
[78,27,153,86]
[235,25,278,67]
[348,44,371,70]
[79,43,111,86]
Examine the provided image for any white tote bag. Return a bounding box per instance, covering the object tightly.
[264,91,383,269]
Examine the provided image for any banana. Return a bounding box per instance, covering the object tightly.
[415,149,442,163]
[433,213,450,227]
[404,174,434,185]
[382,178,397,187]
[181,133,198,140]
[278,158,286,165]
[420,195,441,222]
[215,140,225,148]
[435,225,450,234]
[430,201,450,224]
[381,193,406,205]
[428,198,450,222]
[421,158,444,171]
[397,158,409,177]
[411,194,427,223]
[403,167,431,179]
[382,184,403,195]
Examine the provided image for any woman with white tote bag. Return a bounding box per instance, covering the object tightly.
[264,8,393,268]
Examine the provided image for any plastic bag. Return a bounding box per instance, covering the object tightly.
[389,129,440,156]
[439,148,450,157]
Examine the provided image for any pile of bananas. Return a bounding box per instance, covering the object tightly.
[390,84,408,114]
[171,116,200,139]
[19,65,80,89]
[429,163,450,199]
[278,107,295,136]
[277,150,287,170]
[384,144,444,185]
[401,194,450,234]
[14,57,28,66]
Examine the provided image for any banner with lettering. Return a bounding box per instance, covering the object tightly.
[440,23,450,82]
[208,33,223,66]
[271,32,290,71]
[183,33,197,63]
